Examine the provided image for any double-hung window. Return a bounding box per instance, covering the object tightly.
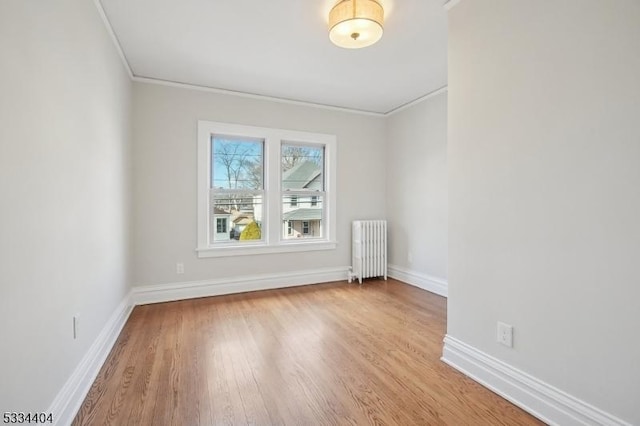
[197,121,337,257]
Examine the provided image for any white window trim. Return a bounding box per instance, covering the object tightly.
[197,120,337,258]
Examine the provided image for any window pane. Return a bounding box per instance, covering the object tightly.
[281,144,324,191]
[211,193,263,243]
[212,136,263,190]
[282,195,323,239]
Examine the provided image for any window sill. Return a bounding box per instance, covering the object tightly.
[196,240,338,258]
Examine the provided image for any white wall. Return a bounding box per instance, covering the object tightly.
[447,1,640,423]
[0,0,132,414]
[132,82,386,286]
[386,93,448,291]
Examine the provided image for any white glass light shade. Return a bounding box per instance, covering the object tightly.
[329,0,384,49]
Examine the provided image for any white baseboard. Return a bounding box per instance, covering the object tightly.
[131,266,349,305]
[48,293,134,426]
[388,264,448,297]
[441,335,631,426]
[45,266,346,424]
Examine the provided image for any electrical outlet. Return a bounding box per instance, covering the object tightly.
[73,314,80,339]
[497,321,513,348]
[176,262,184,274]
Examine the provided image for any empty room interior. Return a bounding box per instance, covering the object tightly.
[1,0,639,425]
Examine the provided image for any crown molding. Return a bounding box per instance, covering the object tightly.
[443,0,463,11]
[385,86,448,116]
[132,76,387,117]
[93,0,133,79]
[93,0,443,118]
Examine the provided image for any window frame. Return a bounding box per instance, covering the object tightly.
[197,121,337,258]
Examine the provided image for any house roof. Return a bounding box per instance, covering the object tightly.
[282,208,322,221]
[233,216,253,225]
[282,161,322,190]
[213,207,230,215]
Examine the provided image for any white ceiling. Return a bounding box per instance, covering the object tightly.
[99,0,448,114]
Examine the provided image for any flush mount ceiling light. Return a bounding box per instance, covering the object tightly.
[328,0,384,49]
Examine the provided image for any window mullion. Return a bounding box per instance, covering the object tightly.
[265,136,281,246]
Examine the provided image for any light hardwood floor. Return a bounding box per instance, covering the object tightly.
[73,279,544,425]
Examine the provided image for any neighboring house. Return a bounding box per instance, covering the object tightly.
[283,208,322,238]
[282,161,323,238]
[212,200,262,243]
[211,207,231,242]
[232,214,253,240]
[212,162,321,242]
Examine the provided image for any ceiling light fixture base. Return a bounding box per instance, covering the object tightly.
[328,0,384,49]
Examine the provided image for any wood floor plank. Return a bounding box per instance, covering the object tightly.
[302,285,457,424]
[73,279,545,426]
[124,305,166,425]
